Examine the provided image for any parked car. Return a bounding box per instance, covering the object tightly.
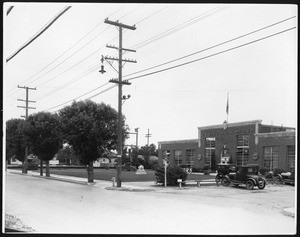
[221,164,266,190]
[215,163,237,184]
[121,162,136,172]
[276,170,295,185]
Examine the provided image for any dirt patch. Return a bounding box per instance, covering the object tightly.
[5,213,35,232]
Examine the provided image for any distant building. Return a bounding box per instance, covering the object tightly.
[158,120,295,171]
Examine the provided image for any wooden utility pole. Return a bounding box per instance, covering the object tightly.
[104,18,136,187]
[145,128,151,146]
[17,85,36,174]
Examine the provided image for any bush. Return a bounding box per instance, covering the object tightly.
[203,170,211,175]
[155,166,188,186]
[192,167,201,173]
[259,167,269,175]
[265,172,273,179]
[273,168,283,176]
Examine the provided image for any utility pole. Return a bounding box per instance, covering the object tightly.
[104,18,136,187]
[17,85,36,174]
[145,128,151,146]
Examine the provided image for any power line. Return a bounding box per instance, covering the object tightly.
[46,26,296,113]
[124,15,296,78]
[7,6,14,15]
[30,6,223,100]
[6,6,72,63]
[6,6,124,96]
[45,82,110,112]
[124,27,296,82]
[26,8,167,100]
[131,6,227,49]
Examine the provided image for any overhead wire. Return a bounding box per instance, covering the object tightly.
[35,6,169,102]
[78,27,297,103]
[24,5,144,90]
[6,6,72,63]
[44,15,296,112]
[123,15,296,78]
[36,6,224,103]
[7,6,124,96]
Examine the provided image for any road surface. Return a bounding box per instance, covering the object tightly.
[4,172,296,235]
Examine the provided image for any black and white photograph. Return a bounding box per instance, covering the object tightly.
[3,2,297,235]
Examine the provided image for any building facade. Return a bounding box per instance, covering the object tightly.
[158,120,296,171]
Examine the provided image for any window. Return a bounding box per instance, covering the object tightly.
[186,149,195,165]
[287,146,295,171]
[236,135,249,165]
[205,138,215,168]
[263,146,279,170]
[174,150,182,166]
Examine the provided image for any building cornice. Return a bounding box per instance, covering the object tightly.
[255,131,295,138]
[198,120,262,130]
[158,139,199,145]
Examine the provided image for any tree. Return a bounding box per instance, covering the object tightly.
[56,144,80,165]
[59,100,128,182]
[6,118,28,172]
[139,143,158,168]
[26,112,63,177]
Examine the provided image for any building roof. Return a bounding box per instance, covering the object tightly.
[255,130,295,138]
[198,120,262,130]
[158,139,199,145]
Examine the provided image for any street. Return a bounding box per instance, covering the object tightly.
[5,172,296,235]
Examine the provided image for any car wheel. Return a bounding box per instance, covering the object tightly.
[258,179,266,189]
[221,177,230,186]
[245,180,254,190]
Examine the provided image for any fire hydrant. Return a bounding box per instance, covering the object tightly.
[111,177,116,187]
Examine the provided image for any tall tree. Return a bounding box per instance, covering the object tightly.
[59,100,128,182]
[26,112,62,177]
[6,118,28,172]
[56,144,80,165]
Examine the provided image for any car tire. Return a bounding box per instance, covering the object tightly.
[245,180,254,190]
[221,177,230,186]
[258,180,266,189]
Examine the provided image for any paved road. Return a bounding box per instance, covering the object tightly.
[5,172,296,235]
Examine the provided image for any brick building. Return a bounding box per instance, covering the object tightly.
[158,120,295,171]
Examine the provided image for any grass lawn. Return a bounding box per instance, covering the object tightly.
[45,168,214,182]
[8,166,215,182]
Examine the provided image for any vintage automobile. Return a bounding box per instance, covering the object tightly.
[221,164,266,190]
[276,170,295,185]
[215,163,237,184]
[121,162,136,172]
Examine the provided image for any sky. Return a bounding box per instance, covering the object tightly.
[3,2,298,148]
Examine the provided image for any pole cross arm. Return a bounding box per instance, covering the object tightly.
[104,18,136,30]
[17,106,36,110]
[106,44,136,52]
[105,56,137,63]
[109,79,131,85]
[17,99,36,103]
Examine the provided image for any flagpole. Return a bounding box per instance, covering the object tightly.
[226,92,229,123]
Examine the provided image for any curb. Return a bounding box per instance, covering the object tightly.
[105,187,154,192]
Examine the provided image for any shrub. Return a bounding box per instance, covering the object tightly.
[265,172,273,179]
[203,170,211,175]
[155,166,188,186]
[202,165,210,171]
[259,167,269,175]
[273,168,283,176]
[192,167,201,173]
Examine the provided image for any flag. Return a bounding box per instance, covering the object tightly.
[226,93,229,115]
